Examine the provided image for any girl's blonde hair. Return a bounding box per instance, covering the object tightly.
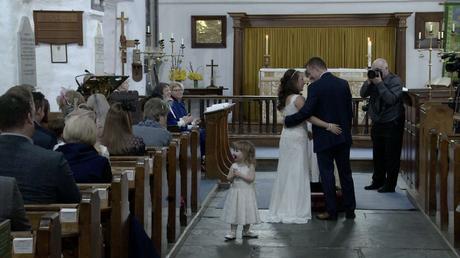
[231,140,256,166]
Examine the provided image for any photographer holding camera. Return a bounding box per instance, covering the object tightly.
[360,58,404,193]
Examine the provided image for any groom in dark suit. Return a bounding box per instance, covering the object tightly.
[285,57,356,220]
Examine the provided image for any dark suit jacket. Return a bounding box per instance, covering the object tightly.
[32,122,58,150]
[56,143,112,183]
[284,72,353,153]
[0,134,81,204]
[0,176,31,231]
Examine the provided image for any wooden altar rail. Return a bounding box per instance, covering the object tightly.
[183,95,370,136]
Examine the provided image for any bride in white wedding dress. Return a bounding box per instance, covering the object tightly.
[265,69,342,224]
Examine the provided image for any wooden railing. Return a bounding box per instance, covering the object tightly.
[183,95,371,136]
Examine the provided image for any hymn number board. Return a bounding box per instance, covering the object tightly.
[33,10,84,46]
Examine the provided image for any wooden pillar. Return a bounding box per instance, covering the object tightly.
[394,13,411,83]
[229,13,247,96]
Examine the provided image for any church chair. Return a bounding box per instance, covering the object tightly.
[24,189,101,258]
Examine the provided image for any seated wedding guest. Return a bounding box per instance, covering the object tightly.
[167,82,206,158]
[87,93,110,141]
[167,82,197,129]
[61,105,110,159]
[0,176,31,231]
[133,98,172,147]
[0,91,81,204]
[56,115,112,183]
[56,89,85,117]
[150,82,171,100]
[48,116,65,147]
[101,102,145,156]
[32,91,58,149]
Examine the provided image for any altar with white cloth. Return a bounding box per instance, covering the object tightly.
[259,68,368,124]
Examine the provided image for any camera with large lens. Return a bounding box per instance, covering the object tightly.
[367,68,382,79]
[442,53,460,73]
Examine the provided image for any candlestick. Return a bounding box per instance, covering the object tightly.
[437,31,441,40]
[418,32,422,40]
[367,37,372,67]
[181,38,184,45]
[265,35,269,56]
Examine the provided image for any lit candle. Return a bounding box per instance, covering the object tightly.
[146,25,150,34]
[438,31,441,40]
[453,23,456,33]
[265,34,269,56]
[441,31,444,39]
[429,24,433,33]
[418,32,422,40]
[171,33,174,40]
[181,38,184,45]
[367,37,372,67]
[159,32,163,40]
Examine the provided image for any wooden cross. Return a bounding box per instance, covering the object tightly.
[117,12,129,75]
[206,59,218,87]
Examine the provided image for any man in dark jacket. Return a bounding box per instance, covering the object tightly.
[0,176,30,231]
[360,58,405,193]
[0,87,81,204]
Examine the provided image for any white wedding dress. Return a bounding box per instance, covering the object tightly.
[266,94,312,224]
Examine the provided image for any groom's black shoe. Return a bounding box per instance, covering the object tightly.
[364,183,383,190]
[316,212,337,221]
[345,210,356,219]
[377,185,395,193]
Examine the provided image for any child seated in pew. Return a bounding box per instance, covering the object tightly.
[221,141,260,240]
[56,113,112,183]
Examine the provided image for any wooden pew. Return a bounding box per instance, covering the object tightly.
[190,127,200,213]
[204,103,235,181]
[402,89,453,211]
[6,212,61,258]
[77,172,130,258]
[179,133,189,227]
[111,153,167,256]
[148,140,179,244]
[110,157,150,233]
[24,190,101,258]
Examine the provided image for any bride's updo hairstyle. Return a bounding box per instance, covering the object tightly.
[277,69,300,111]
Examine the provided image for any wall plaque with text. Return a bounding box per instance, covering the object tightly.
[33,10,84,45]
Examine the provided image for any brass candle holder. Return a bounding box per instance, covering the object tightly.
[263,55,271,68]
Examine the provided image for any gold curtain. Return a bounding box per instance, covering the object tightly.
[243,27,396,95]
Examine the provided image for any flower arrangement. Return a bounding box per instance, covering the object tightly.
[187,62,203,81]
[169,68,187,81]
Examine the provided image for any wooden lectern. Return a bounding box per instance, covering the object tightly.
[204,103,235,181]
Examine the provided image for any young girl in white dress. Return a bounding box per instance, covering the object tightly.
[266,69,342,224]
[221,140,260,240]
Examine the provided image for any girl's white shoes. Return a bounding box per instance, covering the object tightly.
[242,230,258,238]
[224,232,236,240]
[225,230,258,240]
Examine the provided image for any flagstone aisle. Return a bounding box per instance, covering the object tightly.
[173,175,458,258]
